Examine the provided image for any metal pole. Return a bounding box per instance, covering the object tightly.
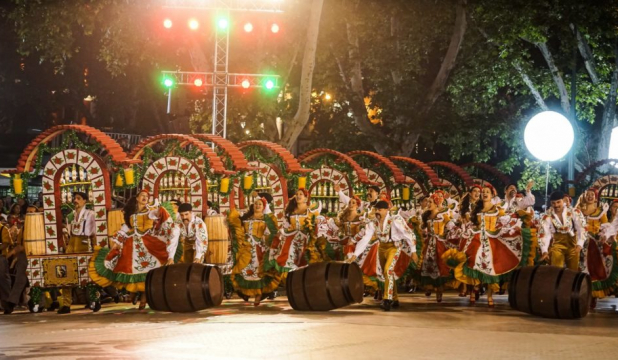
[567,38,577,197]
[167,87,172,114]
[545,162,550,211]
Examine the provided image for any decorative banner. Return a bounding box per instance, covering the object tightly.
[124,167,135,185]
[243,175,253,190]
[13,173,23,195]
[402,187,410,201]
[42,257,79,287]
[115,173,124,187]
[298,176,307,189]
[220,177,230,193]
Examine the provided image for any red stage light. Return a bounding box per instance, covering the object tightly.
[241,79,251,89]
[271,23,280,33]
[163,19,173,29]
[188,18,199,30]
[244,22,253,33]
[194,78,203,87]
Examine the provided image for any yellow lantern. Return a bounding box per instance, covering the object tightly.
[13,174,23,195]
[402,187,410,201]
[243,175,253,190]
[298,177,307,189]
[124,167,135,185]
[219,178,230,193]
[115,173,124,187]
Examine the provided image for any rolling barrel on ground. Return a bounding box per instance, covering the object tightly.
[287,262,364,311]
[508,265,591,319]
[146,263,223,312]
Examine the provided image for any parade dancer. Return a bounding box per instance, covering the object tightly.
[443,184,531,307]
[57,192,100,314]
[166,203,207,265]
[339,195,364,258]
[539,191,587,271]
[89,189,180,310]
[577,189,618,308]
[348,200,418,311]
[459,185,482,222]
[419,194,458,303]
[500,181,535,214]
[266,189,321,274]
[335,183,381,218]
[228,196,279,306]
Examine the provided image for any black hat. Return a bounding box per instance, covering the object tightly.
[178,203,193,213]
[374,200,390,209]
[367,185,381,193]
[549,191,565,202]
[73,191,88,201]
[258,192,273,204]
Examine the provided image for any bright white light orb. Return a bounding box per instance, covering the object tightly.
[524,111,574,161]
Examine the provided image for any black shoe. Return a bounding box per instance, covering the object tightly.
[113,295,120,304]
[268,291,277,300]
[92,301,101,313]
[237,291,249,302]
[47,301,60,312]
[381,300,392,312]
[3,302,15,315]
[391,300,400,309]
[84,303,91,309]
[57,306,71,314]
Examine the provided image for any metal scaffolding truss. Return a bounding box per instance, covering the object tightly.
[162,71,280,88]
[163,0,284,13]
[162,0,283,139]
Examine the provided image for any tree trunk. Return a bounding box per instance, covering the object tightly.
[280,0,324,150]
[535,41,571,114]
[418,0,467,115]
[597,41,618,161]
[570,24,600,85]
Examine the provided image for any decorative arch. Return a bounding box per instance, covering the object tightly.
[427,161,475,191]
[462,163,511,188]
[191,134,253,172]
[348,151,406,184]
[16,125,130,172]
[235,141,310,218]
[307,166,354,214]
[389,175,427,207]
[437,178,461,200]
[298,148,372,185]
[238,140,308,173]
[390,157,442,191]
[574,159,618,186]
[141,156,207,217]
[41,149,112,253]
[129,134,228,175]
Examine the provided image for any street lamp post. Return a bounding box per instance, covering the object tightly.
[524,111,575,209]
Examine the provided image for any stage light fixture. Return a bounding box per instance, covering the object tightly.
[241,79,251,89]
[265,79,275,90]
[271,23,280,33]
[194,78,203,87]
[244,22,253,33]
[188,18,199,30]
[163,19,173,29]
[218,18,229,30]
[164,78,174,88]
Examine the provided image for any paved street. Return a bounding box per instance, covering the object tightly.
[1,293,617,360]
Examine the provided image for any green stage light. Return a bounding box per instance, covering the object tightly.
[164,78,174,88]
[265,79,275,90]
[217,18,229,30]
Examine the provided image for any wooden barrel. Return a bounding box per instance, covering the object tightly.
[508,265,591,319]
[287,262,364,311]
[145,263,223,312]
[203,215,230,265]
[23,213,46,256]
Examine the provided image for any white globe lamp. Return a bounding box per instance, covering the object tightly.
[524,111,574,161]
